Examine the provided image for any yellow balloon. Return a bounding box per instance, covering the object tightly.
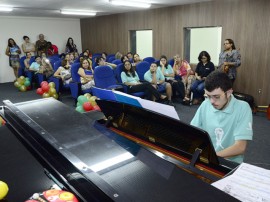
[42,93,50,98]
[89,96,97,106]
[52,93,59,99]
[17,78,24,85]
[84,93,92,99]
[19,85,27,92]
[48,82,55,88]
[49,87,56,96]
[0,181,9,200]
[14,81,21,88]
[59,191,74,201]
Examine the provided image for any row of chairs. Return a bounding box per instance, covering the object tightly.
[18,54,176,103]
[68,58,175,102]
[67,61,153,102]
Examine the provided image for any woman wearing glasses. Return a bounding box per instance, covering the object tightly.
[191,51,215,105]
[218,39,241,84]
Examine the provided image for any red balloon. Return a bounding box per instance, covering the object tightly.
[83,102,93,112]
[36,88,44,95]
[41,84,50,92]
[40,81,48,87]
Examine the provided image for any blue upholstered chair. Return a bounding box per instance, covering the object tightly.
[111,59,122,65]
[143,57,156,64]
[93,65,123,90]
[136,61,150,81]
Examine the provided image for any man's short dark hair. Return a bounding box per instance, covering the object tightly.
[23,36,29,40]
[205,71,232,92]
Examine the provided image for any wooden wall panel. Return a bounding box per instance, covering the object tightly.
[81,0,270,105]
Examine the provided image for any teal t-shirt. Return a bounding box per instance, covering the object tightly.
[144,69,165,82]
[29,62,40,71]
[121,71,140,84]
[158,65,174,80]
[190,95,253,163]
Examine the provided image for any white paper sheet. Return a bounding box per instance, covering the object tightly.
[212,163,270,202]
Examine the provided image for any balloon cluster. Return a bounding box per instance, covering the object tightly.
[75,93,100,113]
[36,81,58,99]
[14,76,31,92]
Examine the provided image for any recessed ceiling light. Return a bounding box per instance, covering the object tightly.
[61,10,96,16]
[0,7,13,12]
[109,0,151,8]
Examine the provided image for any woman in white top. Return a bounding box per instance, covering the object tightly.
[22,36,35,56]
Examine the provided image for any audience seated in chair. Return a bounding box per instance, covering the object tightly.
[144,62,173,106]
[132,53,142,69]
[38,57,54,82]
[121,55,129,63]
[126,52,133,61]
[23,52,32,71]
[53,59,72,86]
[158,55,185,103]
[101,52,108,61]
[95,56,116,69]
[191,51,215,105]
[173,54,195,101]
[121,60,167,102]
[115,51,123,60]
[29,55,41,73]
[78,59,95,91]
[79,51,93,69]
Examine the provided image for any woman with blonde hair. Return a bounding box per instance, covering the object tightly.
[173,54,195,101]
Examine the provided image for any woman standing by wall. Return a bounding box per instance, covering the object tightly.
[5,38,21,80]
[218,39,241,84]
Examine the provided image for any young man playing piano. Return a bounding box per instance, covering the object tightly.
[190,71,253,163]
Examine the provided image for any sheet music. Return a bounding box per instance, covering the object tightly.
[212,163,270,202]
[114,91,180,120]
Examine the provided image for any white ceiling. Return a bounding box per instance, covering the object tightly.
[0,0,212,19]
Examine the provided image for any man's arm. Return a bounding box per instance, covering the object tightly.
[216,140,247,158]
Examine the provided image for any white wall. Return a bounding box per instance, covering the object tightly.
[0,16,82,83]
[190,27,222,66]
[136,30,153,59]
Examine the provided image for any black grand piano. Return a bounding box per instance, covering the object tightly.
[0,92,239,201]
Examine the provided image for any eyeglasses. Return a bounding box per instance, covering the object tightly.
[204,91,227,101]
[224,43,230,45]
[124,63,131,66]
[201,57,207,60]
